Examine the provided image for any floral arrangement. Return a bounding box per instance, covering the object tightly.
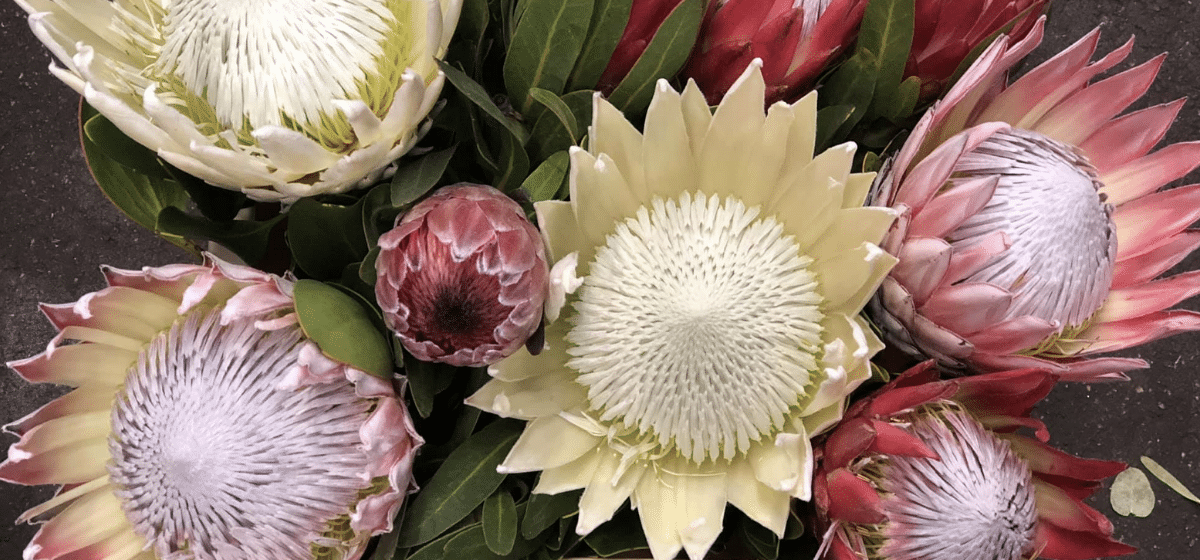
[3,1,1199,560]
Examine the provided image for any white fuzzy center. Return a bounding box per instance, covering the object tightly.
[948,128,1116,328]
[874,408,1037,560]
[108,308,372,560]
[567,192,825,464]
[154,0,394,129]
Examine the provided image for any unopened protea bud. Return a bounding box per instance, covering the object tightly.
[813,363,1136,560]
[595,0,688,92]
[376,184,549,367]
[683,0,869,104]
[1,257,421,560]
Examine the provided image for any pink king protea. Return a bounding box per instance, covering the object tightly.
[870,18,1200,380]
[682,0,869,104]
[908,0,1049,101]
[375,184,549,367]
[813,362,1136,560]
[2,257,421,560]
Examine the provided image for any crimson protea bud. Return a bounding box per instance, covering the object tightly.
[595,0,687,92]
[376,184,549,367]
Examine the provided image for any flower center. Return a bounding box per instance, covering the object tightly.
[108,307,374,560]
[149,0,419,150]
[947,127,1116,330]
[567,192,825,464]
[864,406,1037,560]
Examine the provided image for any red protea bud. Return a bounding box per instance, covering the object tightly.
[682,0,869,104]
[375,184,549,367]
[596,0,688,93]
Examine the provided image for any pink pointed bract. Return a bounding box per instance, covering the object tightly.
[870,18,1200,381]
[682,0,868,104]
[908,0,1048,101]
[376,184,549,367]
[813,362,1137,560]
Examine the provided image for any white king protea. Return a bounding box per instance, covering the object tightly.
[1,258,422,560]
[18,0,462,201]
[467,61,898,560]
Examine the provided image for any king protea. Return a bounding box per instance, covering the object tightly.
[1,257,421,560]
[17,0,461,201]
[813,362,1136,560]
[869,19,1200,380]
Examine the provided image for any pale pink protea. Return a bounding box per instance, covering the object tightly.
[2,257,422,560]
[682,0,869,104]
[813,362,1137,560]
[909,0,1048,100]
[596,0,687,92]
[376,184,549,367]
[870,19,1200,380]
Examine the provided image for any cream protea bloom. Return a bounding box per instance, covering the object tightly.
[1,258,421,560]
[17,0,462,201]
[466,61,898,560]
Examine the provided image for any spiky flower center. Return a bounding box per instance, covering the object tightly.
[567,192,825,464]
[109,308,374,560]
[948,128,1116,329]
[139,0,420,149]
[861,406,1037,560]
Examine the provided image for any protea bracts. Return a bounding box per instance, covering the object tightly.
[2,257,422,560]
[813,362,1137,560]
[375,184,549,367]
[869,19,1200,380]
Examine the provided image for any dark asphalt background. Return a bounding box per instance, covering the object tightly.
[1,1,1197,558]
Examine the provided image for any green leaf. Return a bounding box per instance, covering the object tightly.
[483,491,519,555]
[359,246,382,287]
[440,60,530,145]
[1141,456,1200,504]
[1110,467,1154,517]
[606,0,704,115]
[396,419,524,547]
[165,163,249,223]
[404,354,458,419]
[521,490,581,539]
[566,0,634,91]
[361,183,402,245]
[883,75,922,123]
[83,111,168,179]
[155,207,280,264]
[741,518,779,559]
[528,88,580,143]
[81,105,193,250]
[583,508,648,556]
[408,510,542,560]
[815,104,856,152]
[494,132,531,193]
[292,279,393,379]
[503,0,595,113]
[819,50,878,140]
[521,151,571,203]
[856,0,914,122]
[391,146,458,208]
[286,198,370,280]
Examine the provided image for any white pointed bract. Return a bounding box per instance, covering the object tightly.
[17,0,462,201]
[1,257,422,560]
[467,62,898,560]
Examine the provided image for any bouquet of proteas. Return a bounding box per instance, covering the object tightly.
[6,0,1200,559]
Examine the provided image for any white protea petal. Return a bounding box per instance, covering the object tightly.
[472,63,893,560]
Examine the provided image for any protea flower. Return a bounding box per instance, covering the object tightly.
[869,20,1200,380]
[2,257,421,560]
[595,0,687,92]
[813,362,1136,560]
[908,0,1048,101]
[466,61,898,560]
[375,184,549,367]
[682,0,869,104]
[17,0,462,201]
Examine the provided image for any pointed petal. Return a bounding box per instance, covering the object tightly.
[590,94,648,204]
[1095,270,1200,323]
[1074,309,1200,354]
[252,126,340,175]
[535,448,602,494]
[25,487,127,559]
[823,468,885,524]
[1078,99,1185,174]
[1113,183,1200,260]
[909,175,998,239]
[642,81,699,203]
[499,415,602,473]
[964,315,1059,354]
[748,431,812,498]
[633,459,727,560]
[1035,54,1165,145]
[576,451,646,535]
[813,242,897,315]
[1113,230,1200,287]
[942,230,1011,285]
[891,237,952,305]
[1100,141,1200,206]
[918,282,1012,334]
[726,458,789,536]
[465,371,586,420]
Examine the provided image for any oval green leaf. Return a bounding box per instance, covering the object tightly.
[606,0,704,115]
[483,491,518,555]
[503,0,595,113]
[293,279,393,379]
[567,0,634,91]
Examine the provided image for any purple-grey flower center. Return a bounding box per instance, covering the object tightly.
[862,406,1038,560]
[108,307,373,560]
[947,127,1116,330]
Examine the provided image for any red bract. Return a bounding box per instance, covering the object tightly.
[375,184,549,367]
[813,363,1137,560]
[596,0,688,92]
[682,0,868,104]
[909,0,1048,100]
